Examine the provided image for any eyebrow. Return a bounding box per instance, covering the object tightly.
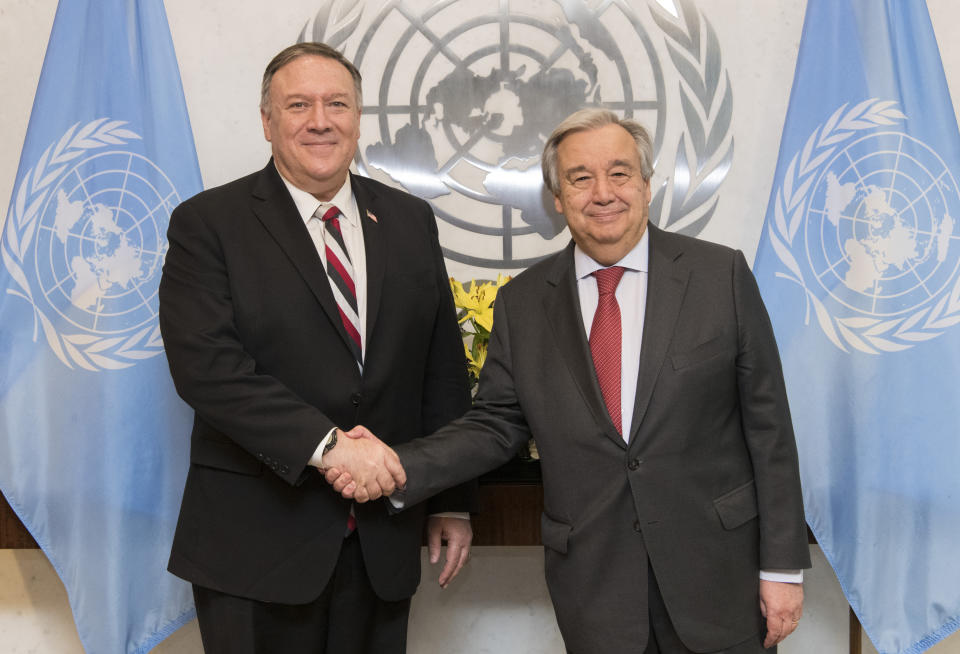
[563,160,636,176]
[281,91,353,103]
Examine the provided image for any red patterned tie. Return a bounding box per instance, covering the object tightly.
[590,266,625,435]
[320,205,362,366]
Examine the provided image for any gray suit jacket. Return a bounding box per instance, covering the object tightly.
[395,225,810,653]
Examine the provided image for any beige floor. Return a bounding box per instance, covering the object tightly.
[2,546,959,653]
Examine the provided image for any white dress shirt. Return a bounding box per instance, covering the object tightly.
[280,174,368,356]
[280,170,468,521]
[574,230,648,441]
[574,229,801,584]
[276,174,364,470]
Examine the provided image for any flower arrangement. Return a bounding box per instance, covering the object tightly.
[450,275,539,461]
[450,274,510,388]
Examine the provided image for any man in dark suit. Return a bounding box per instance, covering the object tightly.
[330,108,811,653]
[158,42,474,654]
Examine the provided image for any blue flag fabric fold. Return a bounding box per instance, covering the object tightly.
[754,2,960,653]
[0,1,201,652]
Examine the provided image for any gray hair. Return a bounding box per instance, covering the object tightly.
[541,109,654,195]
[260,42,362,114]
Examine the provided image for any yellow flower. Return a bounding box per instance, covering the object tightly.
[451,276,510,384]
[450,277,507,333]
[472,338,488,373]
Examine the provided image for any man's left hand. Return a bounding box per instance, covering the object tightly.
[426,516,472,589]
[759,579,803,647]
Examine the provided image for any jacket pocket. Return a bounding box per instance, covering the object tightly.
[540,513,572,554]
[713,479,758,530]
[191,432,263,476]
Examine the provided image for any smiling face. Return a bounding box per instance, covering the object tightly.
[260,55,361,201]
[553,123,652,265]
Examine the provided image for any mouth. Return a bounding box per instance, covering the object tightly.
[588,208,626,221]
[302,139,338,148]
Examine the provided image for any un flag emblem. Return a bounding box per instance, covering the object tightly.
[768,100,960,354]
[807,132,957,317]
[3,119,181,370]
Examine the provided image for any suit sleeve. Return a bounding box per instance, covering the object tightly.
[159,200,333,486]
[397,286,534,509]
[733,251,811,570]
[420,209,479,514]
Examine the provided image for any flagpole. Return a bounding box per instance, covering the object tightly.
[850,609,862,654]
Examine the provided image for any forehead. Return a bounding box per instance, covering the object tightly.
[271,55,355,97]
[557,124,640,170]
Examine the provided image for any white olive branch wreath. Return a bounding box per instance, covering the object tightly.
[2,118,166,370]
[766,99,960,354]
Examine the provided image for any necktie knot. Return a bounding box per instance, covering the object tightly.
[593,266,625,296]
[320,205,341,221]
[319,205,343,231]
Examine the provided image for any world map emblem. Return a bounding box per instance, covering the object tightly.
[767,99,960,354]
[2,119,179,370]
[301,0,733,276]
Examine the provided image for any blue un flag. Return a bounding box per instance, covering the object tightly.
[753,1,960,652]
[0,1,202,652]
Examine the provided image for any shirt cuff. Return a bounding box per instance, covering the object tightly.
[309,428,337,469]
[386,497,469,521]
[759,569,804,583]
[429,511,470,520]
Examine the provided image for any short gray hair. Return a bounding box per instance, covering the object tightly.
[260,42,362,114]
[541,109,654,195]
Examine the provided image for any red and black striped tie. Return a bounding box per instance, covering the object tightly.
[319,205,362,367]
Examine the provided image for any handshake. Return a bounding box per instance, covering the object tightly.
[320,426,407,503]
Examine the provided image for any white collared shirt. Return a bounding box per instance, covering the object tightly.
[279,173,368,355]
[276,170,364,470]
[574,229,649,441]
[283,170,468,520]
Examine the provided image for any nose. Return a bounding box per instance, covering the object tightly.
[591,175,616,203]
[306,104,331,131]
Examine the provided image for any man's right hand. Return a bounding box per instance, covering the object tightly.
[321,425,406,503]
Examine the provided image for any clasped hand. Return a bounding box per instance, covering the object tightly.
[323,427,474,588]
[321,425,405,503]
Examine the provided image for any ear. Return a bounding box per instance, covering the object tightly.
[554,194,564,214]
[260,108,272,143]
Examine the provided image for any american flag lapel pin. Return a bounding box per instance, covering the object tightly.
[366,209,378,223]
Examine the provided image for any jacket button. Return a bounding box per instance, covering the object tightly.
[628,458,640,470]
[351,393,362,406]
[633,521,642,532]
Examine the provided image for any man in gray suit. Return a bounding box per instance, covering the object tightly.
[328,108,811,653]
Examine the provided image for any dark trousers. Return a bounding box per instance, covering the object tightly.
[192,533,410,654]
[645,561,773,654]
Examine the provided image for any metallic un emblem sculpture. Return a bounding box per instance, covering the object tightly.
[301,0,732,275]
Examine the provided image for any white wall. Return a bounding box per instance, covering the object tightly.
[2,1,960,652]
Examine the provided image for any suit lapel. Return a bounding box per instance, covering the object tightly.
[249,161,356,357]
[627,225,689,446]
[352,175,386,347]
[544,244,627,450]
